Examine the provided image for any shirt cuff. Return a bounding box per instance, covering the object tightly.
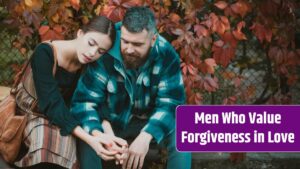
[142,122,166,144]
[82,120,103,135]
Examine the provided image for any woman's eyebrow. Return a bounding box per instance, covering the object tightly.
[91,38,99,46]
[91,38,106,50]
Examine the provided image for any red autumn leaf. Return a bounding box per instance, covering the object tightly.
[220,16,230,31]
[222,71,236,79]
[209,13,230,36]
[101,5,122,22]
[40,27,64,41]
[212,32,238,67]
[53,25,63,33]
[230,0,251,18]
[70,0,80,11]
[20,26,34,38]
[187,64,197,75]
[204,58,217,74]
[250,23,272,43]
[101,0,143,22]
[232,21,247,40]
[181,62,188,75]
[38,25,50,35]
[203,76,219,92]
[188,92,203,104]
[194,24,209,37]
[214,1,228,10]
[169,13,181,24]
[214,40,224,47]
[223,96,237,105]
[90,0,97,5]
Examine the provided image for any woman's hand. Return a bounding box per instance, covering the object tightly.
[92,130,128,163]
[86,135,118,161]
[73,126,126,161]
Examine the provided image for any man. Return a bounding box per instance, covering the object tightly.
[71,6,191,169]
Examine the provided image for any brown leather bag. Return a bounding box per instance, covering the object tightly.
[0,42,57,163]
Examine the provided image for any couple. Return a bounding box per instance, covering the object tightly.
[14,7,191,169]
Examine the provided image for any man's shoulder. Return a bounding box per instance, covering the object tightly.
[154,35,180,64]
[156,35,178,56]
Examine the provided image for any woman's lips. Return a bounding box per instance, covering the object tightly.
[83,54,92,62]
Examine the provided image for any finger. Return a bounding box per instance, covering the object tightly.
[138,155,145,169]
[98,137,114,147]
[115,153,124,165]
[111,144,124,153]
[122,153,129,169]
[115,153,122,161]
[99,146,118,156]
[132,154,140,169]
[120,151,128,161]
[114,137,128,146]
[99,153,115,161]
[126,154,135,169]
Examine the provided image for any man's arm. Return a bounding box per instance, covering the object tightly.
[142,48,185,143]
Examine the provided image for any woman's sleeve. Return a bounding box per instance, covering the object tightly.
[31,44,80,135]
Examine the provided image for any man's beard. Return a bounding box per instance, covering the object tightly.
[122,53,148,69]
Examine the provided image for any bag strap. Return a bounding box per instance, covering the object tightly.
[11,41,58,118]
[11,41,58,93]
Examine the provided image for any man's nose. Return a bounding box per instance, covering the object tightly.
[126,45,134,54]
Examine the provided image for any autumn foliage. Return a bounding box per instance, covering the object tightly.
[2,0,300,105]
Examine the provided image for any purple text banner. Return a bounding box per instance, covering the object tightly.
[176,105,300,152]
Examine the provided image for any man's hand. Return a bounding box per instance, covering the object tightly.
[123,132,153,169]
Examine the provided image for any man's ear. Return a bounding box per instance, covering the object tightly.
[76,29,84,38]
[151,34,157,47]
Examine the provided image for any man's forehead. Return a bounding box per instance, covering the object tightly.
[121,26,149,43]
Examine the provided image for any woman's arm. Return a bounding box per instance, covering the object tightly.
[31,44,79,135]
[101,119,115,136]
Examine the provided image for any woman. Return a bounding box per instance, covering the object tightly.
[14,16,127,169]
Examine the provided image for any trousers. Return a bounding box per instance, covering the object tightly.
[77,118,191,169]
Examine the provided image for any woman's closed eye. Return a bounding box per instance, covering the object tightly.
[98,49,106,55]
[88,41,95,46]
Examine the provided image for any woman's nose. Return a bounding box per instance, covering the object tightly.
[91,47,98,56]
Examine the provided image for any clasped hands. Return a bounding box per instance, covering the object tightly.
[90,130,152,169]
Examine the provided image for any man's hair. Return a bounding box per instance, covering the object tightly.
[123,6,157,34]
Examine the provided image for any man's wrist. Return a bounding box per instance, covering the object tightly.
[140,131,153,143]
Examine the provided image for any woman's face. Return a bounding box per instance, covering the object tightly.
[76,30,112,64]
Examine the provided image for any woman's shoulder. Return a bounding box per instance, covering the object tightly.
[32,42,55,63]
[34,42,53,53]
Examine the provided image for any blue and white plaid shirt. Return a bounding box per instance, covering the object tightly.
[71,22,185,143]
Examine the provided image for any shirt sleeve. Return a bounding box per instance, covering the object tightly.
[141,47,186,144]
[31,44,80,135]
[70,59,109,134]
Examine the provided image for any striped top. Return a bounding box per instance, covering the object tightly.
[71,22,185,143]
